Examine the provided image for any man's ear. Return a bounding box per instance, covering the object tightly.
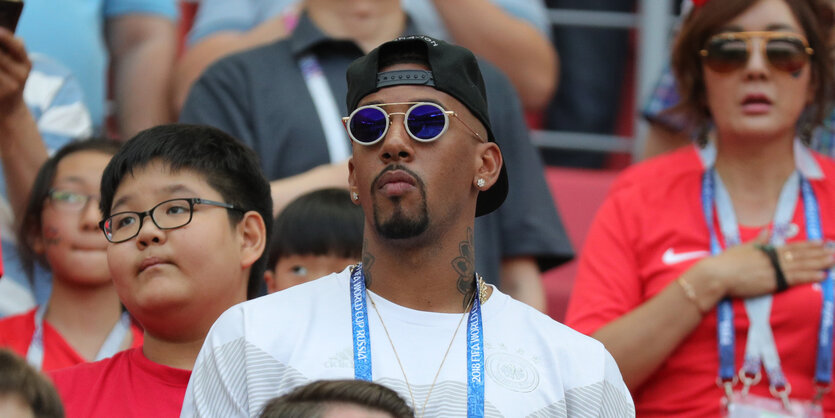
[348,157,360,206]
[238,211,267,271]
[473,143,502,190]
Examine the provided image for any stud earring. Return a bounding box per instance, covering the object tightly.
[352,192,359,201]
[476,178,485,188]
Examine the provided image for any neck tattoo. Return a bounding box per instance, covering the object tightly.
[361,239,375,287]
[451,227,477,309]
[367,276,486,417]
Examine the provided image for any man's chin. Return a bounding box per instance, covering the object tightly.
[374,215,428,240]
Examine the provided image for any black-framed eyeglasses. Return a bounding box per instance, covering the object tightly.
[47,189,101,212]
[99,198,245,243]
[342,102,485,145]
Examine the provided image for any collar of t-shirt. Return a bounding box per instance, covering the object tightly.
[698,138,823,180]
[365,283,506,327]
[288,10,422,58]
[128,347,192,388]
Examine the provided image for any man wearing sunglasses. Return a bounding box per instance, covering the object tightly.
[181,35,634,418]
[180,0,572,310]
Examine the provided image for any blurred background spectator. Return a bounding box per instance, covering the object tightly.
[566,0,835,414]
[0,29,92,318]
[172,0,558,114]
[15,0,178,139]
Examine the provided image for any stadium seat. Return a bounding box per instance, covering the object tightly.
[543,167,620,321]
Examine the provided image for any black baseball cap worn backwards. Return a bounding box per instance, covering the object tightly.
[346,35,509,217]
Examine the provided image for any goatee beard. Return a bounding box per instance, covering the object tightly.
[371,165,429,240]
[374,203,429,239]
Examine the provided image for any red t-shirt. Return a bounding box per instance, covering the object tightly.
[0,308,143,371]
[50,346,191,418]
[566,146,835,417]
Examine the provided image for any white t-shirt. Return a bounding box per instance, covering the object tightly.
[181,267,634,417]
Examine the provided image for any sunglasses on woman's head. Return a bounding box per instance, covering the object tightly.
[700,31,814,73]
[342,102,484,145]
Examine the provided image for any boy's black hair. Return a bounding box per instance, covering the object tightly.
[19,138,122,282]
[99,124,273,300]
[0,348,64,418]
[259,379,413,418]
[267,188,363,269]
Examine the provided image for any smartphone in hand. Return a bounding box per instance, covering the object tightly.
[0,0,23,33]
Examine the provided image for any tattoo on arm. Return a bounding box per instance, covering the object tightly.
[362,239,375,288]
[451,227,476,309]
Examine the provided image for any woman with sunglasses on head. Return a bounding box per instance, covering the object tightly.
[0,139,143,372]
[566,0,835,416]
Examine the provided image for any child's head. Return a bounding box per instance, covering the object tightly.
[19,138,121,286]
[99,124,272,337]
[259,379,413,418]
[265,188,362,293]
[0,349,64,418]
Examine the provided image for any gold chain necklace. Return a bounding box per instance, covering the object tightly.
[366,278,484,418]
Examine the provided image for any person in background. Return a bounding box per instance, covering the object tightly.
[50,124,272,417]
[265,188,362,294]
[172,0,557,113]
[639,0,835,160]
[180,0,572,311]
[0,139,143,372]
[0,28,92,318]
[0,349,63,418]
[259,380,413,418]
[15,0,178,138]
[567,0,835,415]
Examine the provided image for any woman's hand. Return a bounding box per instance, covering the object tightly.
[0,28,30,115]
[689,231,834,307]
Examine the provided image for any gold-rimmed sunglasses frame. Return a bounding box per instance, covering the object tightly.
[699,31,814,73]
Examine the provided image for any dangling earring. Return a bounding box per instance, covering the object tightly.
[352,192,359,201]
[476,178,485,188]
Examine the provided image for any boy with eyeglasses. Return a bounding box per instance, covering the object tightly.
[49,124,272,417]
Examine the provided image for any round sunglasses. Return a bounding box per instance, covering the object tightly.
[342,102,484,145]
[700,31,814,74]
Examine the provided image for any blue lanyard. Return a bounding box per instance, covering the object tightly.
[297,54,351,163]
[702,170,835,389]
[801,179,835,386]
[349,265,372,380]
[702,171,737,382]
[349,263,485,417]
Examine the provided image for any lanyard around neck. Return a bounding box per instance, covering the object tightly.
[349,263,485,417]
[27,303,131,371]
[298,54,351,163]
[702,168,834,396]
